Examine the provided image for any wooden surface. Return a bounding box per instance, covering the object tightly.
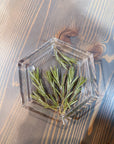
[0,0,114,143]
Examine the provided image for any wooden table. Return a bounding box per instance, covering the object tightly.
[0,0,114,143]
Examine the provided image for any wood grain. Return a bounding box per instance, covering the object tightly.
[0,0,114,144]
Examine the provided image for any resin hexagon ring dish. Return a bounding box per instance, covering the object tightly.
[18,38,100,124]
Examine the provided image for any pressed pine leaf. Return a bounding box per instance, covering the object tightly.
[68,66,75,82]
[54,50,67,69]
[30,71,40,85]
[54,48,76,66]
[73,88,81,99]
[48,94,58,106]
[63,91,73,102]
[69,99,78,106]
[32,82,52,102]
[67,101,71,109]
[61,71,67,86]
[68,76,79,92]
[30,48,87,116]
[55,87,63,99]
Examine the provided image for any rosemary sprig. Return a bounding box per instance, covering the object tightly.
[54,48,76,69]
[30,48,86,116]
[30,67,86,115]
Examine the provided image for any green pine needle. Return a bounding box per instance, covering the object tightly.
[30,48,86,115]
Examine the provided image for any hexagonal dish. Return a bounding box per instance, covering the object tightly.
[18,38,100,124]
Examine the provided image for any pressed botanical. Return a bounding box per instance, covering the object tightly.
[30,49,86,117]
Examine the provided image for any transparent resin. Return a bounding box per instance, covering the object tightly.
[18,38,100,124]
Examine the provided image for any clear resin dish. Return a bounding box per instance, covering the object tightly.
[18,38,100,124]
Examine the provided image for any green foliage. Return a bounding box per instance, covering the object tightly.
[54,48,76,69]
[30,49,86,115]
